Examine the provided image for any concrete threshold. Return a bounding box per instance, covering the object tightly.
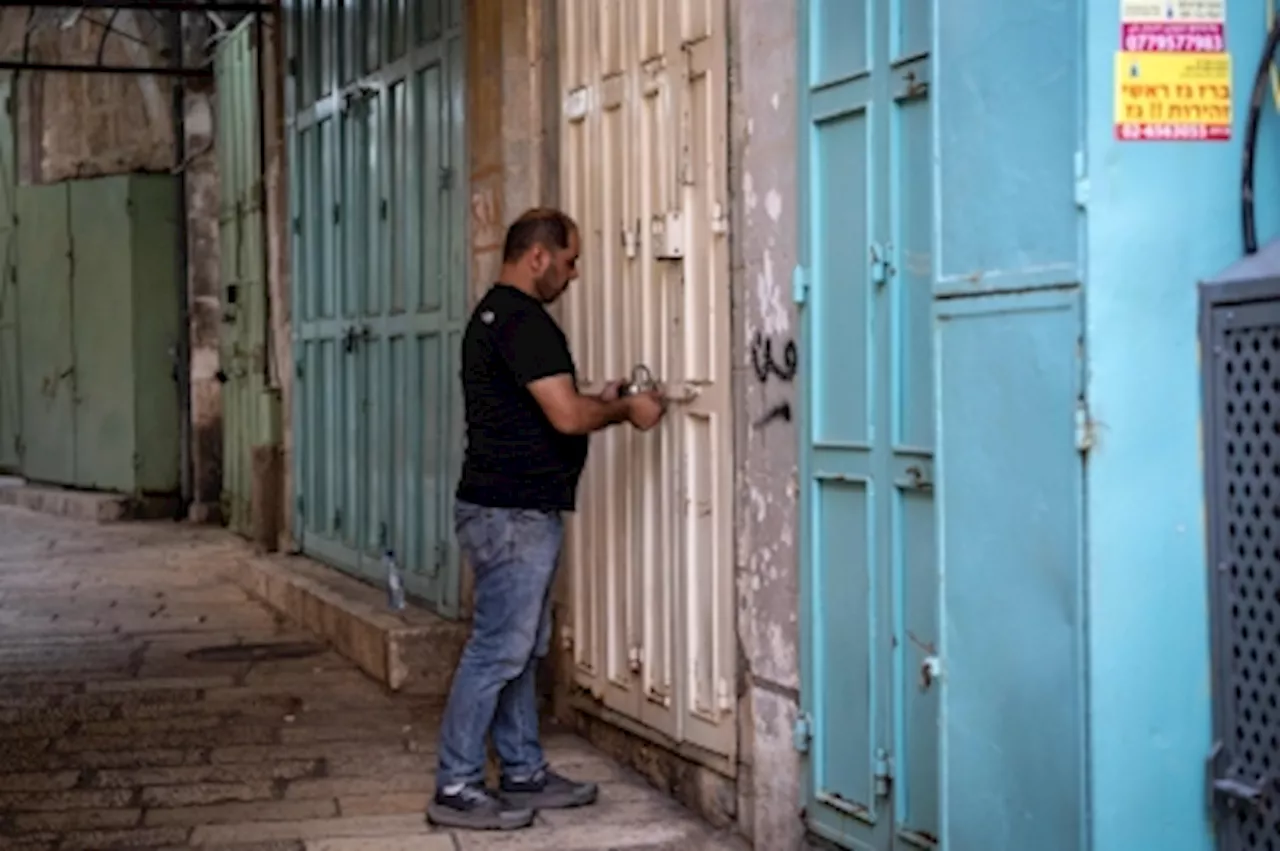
[222,550,468,697]
[0,481,180,522]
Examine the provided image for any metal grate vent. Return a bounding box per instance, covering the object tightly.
[1205,295,1280,851]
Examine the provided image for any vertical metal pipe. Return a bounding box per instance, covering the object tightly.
[170,9,194,518]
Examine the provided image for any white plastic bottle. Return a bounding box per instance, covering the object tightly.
[384,549,406,611]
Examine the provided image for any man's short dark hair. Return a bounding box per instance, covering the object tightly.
[502,207,578,263]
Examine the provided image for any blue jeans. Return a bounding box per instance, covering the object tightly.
[436,500,564,788]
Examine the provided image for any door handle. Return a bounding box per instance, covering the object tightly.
[1208,741,1275,817]
[1214,776,1269,805]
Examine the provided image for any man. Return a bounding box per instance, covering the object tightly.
[427,208,667,831]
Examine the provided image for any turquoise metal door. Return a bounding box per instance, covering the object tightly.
[0,72,17,473]
[797,0,937,847]
[288,0,466,616]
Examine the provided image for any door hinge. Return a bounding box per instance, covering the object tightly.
[295,361,304,380]
[563,85,590,121]
[716,678,733,713]
[792,264,809,305]
[627,644,643,674]
[1074,151,1089,209]
[870,242,892,287]
[710,202,729,236]
[1075,398,1095,454]
[440,166,454,191]
[295,494,304,518]
[332,508,342,530]
[621,219,640,259]
[874,748,894,798]
[792,712,813,754]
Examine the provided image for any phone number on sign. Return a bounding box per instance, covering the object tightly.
[1116,122,1231,140]
[1122,31,1224,52]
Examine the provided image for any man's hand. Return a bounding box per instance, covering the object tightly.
[626,390,667,432]
[598,379,625,402]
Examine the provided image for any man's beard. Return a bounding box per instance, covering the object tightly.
[536,272,565,303]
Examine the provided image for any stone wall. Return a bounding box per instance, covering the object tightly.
[185,78,223,519]
[0,9,175,184]
[730,0,805,846]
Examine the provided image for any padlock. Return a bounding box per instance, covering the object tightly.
[617,364,657,398]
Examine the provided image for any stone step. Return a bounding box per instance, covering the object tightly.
[221,549,468,698]
[0,481,179,523]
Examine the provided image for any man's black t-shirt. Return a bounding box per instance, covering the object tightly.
[455,284,589,512]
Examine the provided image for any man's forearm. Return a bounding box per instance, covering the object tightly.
[569,395,631,434]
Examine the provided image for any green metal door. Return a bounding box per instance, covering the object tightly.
[217,18,275,535]
[0,73,17,473]
[287,0,466,617]
[16,185,74,486]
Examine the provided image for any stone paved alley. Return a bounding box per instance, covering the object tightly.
[0,506,746,850]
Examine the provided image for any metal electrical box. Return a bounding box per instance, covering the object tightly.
[15,175,181,496]
[1200,238,1280,849]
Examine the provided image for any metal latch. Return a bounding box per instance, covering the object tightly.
[1208,741,1274,818]
[664,383,701,404]
[894,465,933,492]
[617,364,700,404]
[792,712,813,754]
[651,211,685,260]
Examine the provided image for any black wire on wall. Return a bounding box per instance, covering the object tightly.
[1242,20,1280,255]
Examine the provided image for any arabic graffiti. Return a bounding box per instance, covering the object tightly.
[750,331,797,430]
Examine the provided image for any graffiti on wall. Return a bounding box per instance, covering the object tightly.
[750,330,797,430]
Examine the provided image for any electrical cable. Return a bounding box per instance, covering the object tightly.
[1241,18,1280,254]
[1268,0,1280,109]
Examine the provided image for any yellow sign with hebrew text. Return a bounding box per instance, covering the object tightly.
[1114,51,1232,141]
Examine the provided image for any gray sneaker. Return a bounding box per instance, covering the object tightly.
[426,782,534,831]
[500,768,599,810]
